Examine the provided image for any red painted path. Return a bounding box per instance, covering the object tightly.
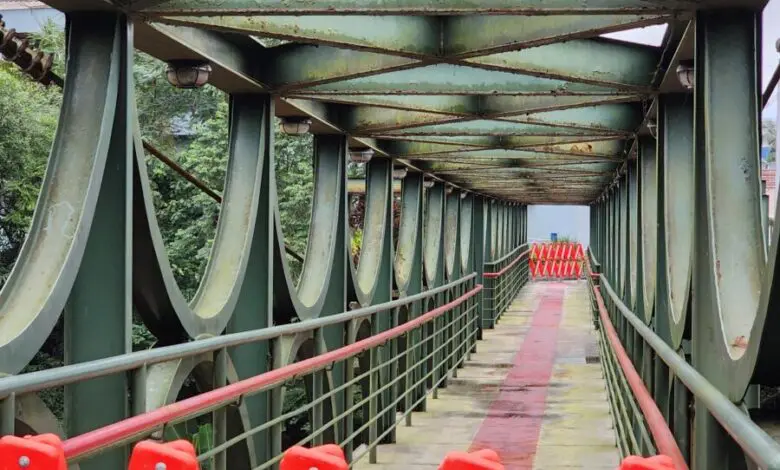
[354,281,618,470]
[468,283,565,469]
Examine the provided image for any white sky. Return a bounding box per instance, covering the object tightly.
[604,0,780,121]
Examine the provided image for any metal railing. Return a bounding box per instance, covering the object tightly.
[587,251,780,470]
[481,244,530,329]
[0,275,482,469]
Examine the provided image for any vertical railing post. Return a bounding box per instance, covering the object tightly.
[0,392,14,437]
[213,348,228,470]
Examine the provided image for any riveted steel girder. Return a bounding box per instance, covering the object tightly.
[445,15,668,57]
[135,0,744,15]
[465,39,660,89]
[343,103,641,134]
[154,15,441,56]
[255,44,420,90]
[294,64,624,95]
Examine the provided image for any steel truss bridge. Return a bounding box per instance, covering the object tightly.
[1,1,780,469]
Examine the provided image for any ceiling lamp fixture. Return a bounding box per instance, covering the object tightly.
[460,191,468,199]
[349,148,374,164]
[280,117,312,136]
[647,119,658,139]
[676,59,694,90]
[166,60,212,89]
[423,179,435,189]
[393,167,408,179]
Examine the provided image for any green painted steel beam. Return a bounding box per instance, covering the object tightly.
[378,120,625,137]
[294,64,625,95]
[479,94,644,115]
[293,94,643,116]
[137,0,714,15]
[407,148,622,162]
[381,135,625,156]
[344,107,462,133]
[247,43,420,90]
[137,22,269,91]
[154,15,441,56]
[290,94,480,115]
[500,134,627,149]
[465,39,661,89]
[445,15,667,58]
[500,104,643,132]
[154,14,661,89]
[345,103,641,134]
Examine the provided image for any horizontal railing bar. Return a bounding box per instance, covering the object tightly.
[484,249,530,278]
[599,276,780,470]
[0,273,476,398]
[592,284,686,469]
[61,284,483,461]
[484,243,528,267]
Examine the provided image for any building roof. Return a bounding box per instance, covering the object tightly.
[0,1,49,10]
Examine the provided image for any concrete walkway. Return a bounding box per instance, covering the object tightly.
[354,281,618,470]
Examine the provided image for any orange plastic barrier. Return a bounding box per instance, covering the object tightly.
[439,449,504,470]
[619,455,676,470]
[280,445,348,470]
[529,242,585,280]
[0,434,66,470]
[129,440,199,470]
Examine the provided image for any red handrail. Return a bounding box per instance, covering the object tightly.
[483,250,530,279]
[592,285,688,470]
[62,285,483,460]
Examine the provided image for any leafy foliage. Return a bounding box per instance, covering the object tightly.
[0,21,316,441]
[0,62,61,284]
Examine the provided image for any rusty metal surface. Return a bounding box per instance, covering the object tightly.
[35,0,766,203]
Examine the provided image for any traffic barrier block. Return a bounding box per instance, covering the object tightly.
[280,445,347,470]
[128,440,199,470]
[0,434,66,470]
[619,455,675,470]
[530,242,586,280]
[439,449,504,470]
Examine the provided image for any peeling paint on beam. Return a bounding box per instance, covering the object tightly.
[407,148,622,162]
[260,44,420,90]
[346,103,641,134]
[445,15,668,58]
[155,15,440,56]
[465,39,661,89]
[377,119,626,137]
[295,64,626,95]
[140,0,698,15]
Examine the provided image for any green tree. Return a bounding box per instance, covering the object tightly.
[0,62,61,284]
[1,21,318,440]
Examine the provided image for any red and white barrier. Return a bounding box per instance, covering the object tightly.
[529,242,585,280]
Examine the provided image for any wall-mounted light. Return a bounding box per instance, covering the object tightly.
[166,60,212,89]
[647,119,658,139]
[393,167,408,179]
[423,179,435,189]
[280,116,312,136]
[460,191,468,199]
[445,185,454,194]
[349,148,374,163]
[676,59,694,90]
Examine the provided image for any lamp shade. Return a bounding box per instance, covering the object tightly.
[349,149,374,163]
[676,60,694,90]
[166,61,212,89]
[280,117,312,136]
